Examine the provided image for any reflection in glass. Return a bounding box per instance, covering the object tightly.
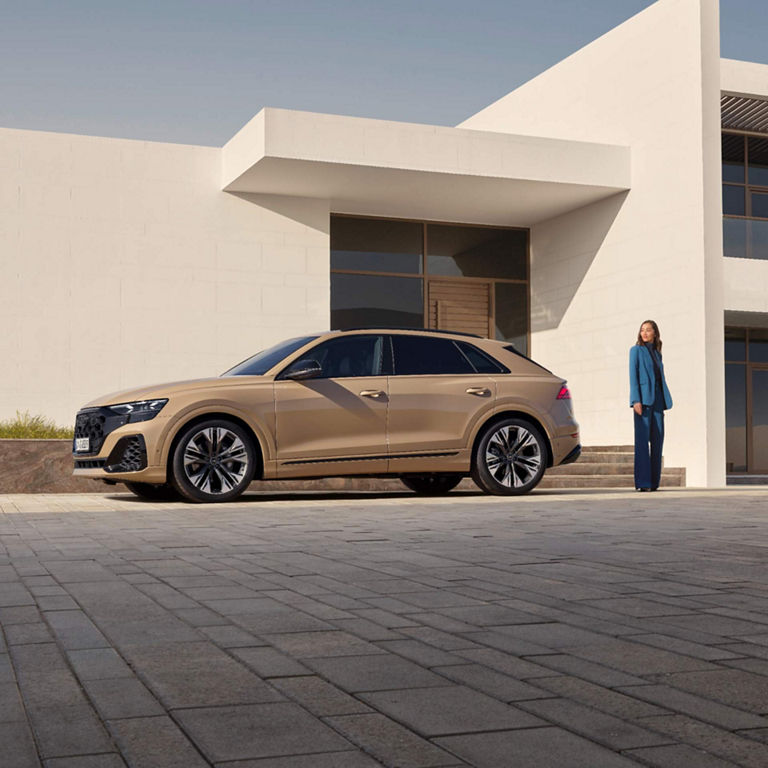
[331,217,422,274]
[752,193,768,219]
[723,218,747,259]
[749,328,768,363]
[722,134,745,183]
[331,274,423,330]
[725,364,747,473]
[427,225,527,280]
[724,328,746,361]
[748,137,768,187]
[723,185,745,216]
[494,283,528,355]
[753,369,768,471]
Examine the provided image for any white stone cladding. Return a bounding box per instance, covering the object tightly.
[0,127,329,425]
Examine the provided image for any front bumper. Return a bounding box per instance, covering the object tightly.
[72,407,168,483]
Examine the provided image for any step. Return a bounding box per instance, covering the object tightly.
[539,474,685,489]
[581,445,634,454]
[548,464,684,477]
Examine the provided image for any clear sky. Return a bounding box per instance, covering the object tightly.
[0,0,763,146]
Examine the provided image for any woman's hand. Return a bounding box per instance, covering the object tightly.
[633,402,643,416]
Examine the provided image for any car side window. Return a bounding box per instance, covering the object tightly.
[456,341,509,374]
[391,335,475,375]
[292,335,384,378]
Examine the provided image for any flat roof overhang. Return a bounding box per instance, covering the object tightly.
[222,109,631,227]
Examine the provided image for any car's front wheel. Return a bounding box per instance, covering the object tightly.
[472,418,546,495]
[124,481,180,501]
[400,474,462,495]
[171,419,256,503]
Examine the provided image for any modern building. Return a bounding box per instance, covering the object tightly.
[1,0,766,486]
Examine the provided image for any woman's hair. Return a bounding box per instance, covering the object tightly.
[636,320,662,352]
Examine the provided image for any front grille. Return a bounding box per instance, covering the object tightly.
[105,435,147,473]
[73,407,128,456]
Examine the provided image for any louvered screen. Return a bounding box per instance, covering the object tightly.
[428,280,490,338]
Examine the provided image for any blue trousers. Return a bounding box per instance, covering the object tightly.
[634,389,665,490]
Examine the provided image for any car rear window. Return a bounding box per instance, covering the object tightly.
[391,335,475,375]
[456,341,509,374]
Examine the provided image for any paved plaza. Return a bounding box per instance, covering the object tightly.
[1,487,768,768]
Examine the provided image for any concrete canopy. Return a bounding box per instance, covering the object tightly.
[222,108,630,227]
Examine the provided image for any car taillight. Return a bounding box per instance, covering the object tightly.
[557,385,571,400]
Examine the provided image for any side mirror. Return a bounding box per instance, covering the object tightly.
[283,359,322,381]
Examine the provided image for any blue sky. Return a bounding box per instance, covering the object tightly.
[0,1,763,146]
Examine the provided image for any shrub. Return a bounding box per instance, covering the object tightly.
[0,411,74,439]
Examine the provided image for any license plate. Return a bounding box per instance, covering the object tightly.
[75,437,90,453]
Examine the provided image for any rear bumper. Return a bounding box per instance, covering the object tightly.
[558,444,582,466]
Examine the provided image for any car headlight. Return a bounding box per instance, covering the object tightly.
[108,399,168,422]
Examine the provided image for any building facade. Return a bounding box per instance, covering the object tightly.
[1,0,766,486]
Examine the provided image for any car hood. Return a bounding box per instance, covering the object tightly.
[81,376,269,408]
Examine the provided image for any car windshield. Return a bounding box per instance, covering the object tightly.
[222,336,319,376]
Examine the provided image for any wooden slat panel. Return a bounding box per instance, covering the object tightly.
[428,279,490,337]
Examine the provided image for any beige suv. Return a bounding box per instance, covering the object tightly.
[73,329,580,502]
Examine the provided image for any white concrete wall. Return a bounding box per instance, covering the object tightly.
[0,127,329,426]
[460,0,724,486]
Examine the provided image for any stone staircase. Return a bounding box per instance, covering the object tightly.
[540,445,686,489]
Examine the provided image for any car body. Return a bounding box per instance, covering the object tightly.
[73,328,580,501]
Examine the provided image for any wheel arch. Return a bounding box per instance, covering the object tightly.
[164,412,266,480]
[471,410,553,469]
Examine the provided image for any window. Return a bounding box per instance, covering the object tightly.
[290,335,384,379]
[456,341,508,374]
[330,215,530,352]
[391,335,475,375]
[722,133,768,260]
[224,336,319,376]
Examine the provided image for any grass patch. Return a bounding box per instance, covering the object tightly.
[0,411,74,439]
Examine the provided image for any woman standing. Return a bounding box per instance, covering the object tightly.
[629,320,673,491]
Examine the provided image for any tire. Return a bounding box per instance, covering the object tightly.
[124,481,180,501]
[400,474,462,496]
[471,418,546,495]
[170,419,256,503]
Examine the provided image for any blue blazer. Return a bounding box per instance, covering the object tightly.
[629,344,673,409]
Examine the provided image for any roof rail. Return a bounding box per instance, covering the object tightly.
[336,327,483,339]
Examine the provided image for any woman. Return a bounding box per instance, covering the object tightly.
[629,320,673,491]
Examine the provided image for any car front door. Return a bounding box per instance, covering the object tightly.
[386,334,497,474]
[274,334,389,477]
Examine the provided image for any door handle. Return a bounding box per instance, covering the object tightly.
[466,387,491,397]
[360,390,386,399]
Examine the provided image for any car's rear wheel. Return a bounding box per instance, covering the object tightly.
[171,419,255,503]
[472,418,546,495]
[124,481,180,501]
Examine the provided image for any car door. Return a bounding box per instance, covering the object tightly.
[386,334,497,473]
[274,334,389,477]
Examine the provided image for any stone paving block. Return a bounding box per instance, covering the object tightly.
[108,715,210,768]
[654,613,768,638]
[199,624,264,648]
[174,702,351,763]
[263,631,384,658]
[362,596,423,614]
[172,606,229,627]
[44,611,110,650]
[0,653,14,682]
[398,626,480,651]
[580,597,696,618]
[330,617,403,641]
[28,586,66,597]
[528,653,650,687]
[435,604,543,627]
[455,629,551,656]
[375,639,464,668]
[0,583,34,607]
[534,676,668,719]
[5,622,53,645]
[359,685,544,736]
[270,675,372,717]
[629,632,743,661]
[209,750,382,767]
[121,641,283,708]
[435,726,641,767]
[305,653,449,693]
[452,647,556,679]
[0,719,41,768]
[10,643,90,710]
[43,754,127,768]
[616,683,768,730]
[623,744,739,768]
[66,648,133,681]
[432,663,553,702]
[638,714,768,768]
[0,681,27,722]
[43,561,120,583]
[36,596,79,611]
[518,697,673,750]
[489,621,613,649]
[0,606,46,624]
[26,703,113,759]
[230,646,311,677]
[652,668,768,713]
[84,677,165,719]
[324,713,465,768]
[353,607,420,628]
[135,583,200,610]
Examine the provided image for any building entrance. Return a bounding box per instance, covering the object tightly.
[725,327,768,474]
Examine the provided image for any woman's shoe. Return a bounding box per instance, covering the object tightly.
[636,487,650,492]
